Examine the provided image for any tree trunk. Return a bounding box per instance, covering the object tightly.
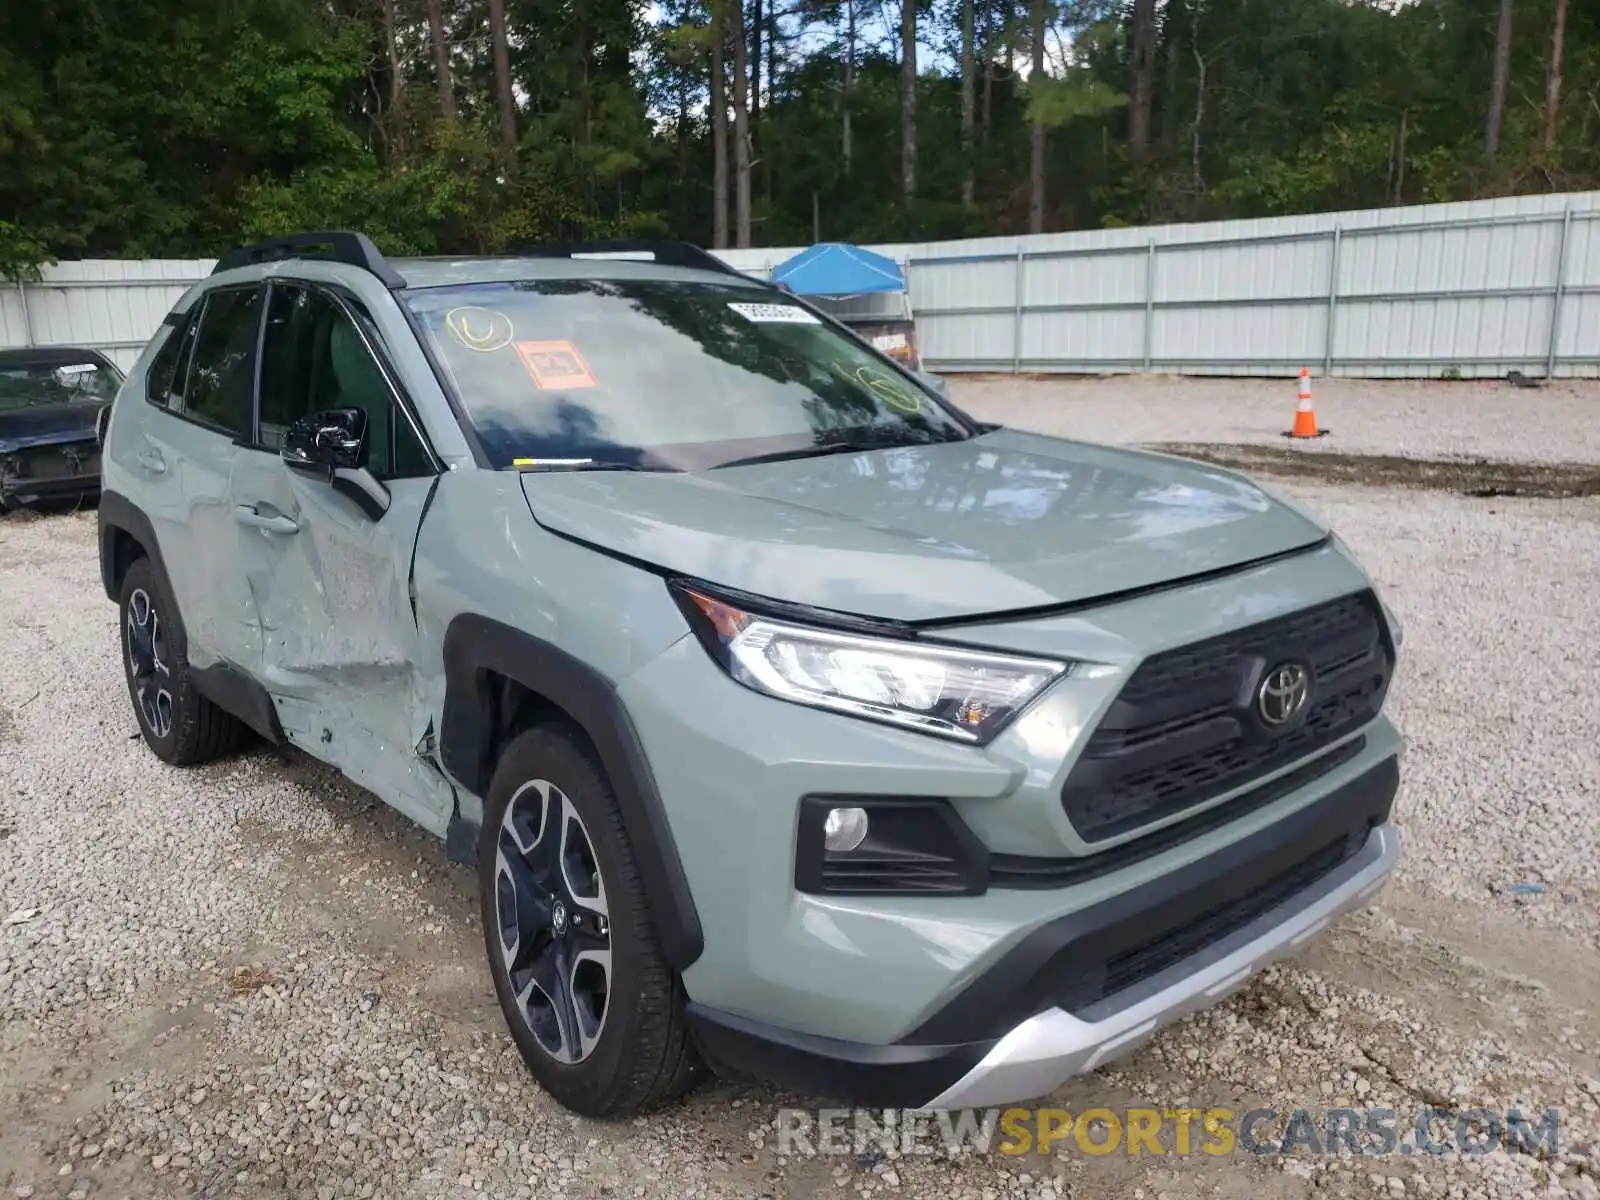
[1190,41,1206,196]
[732,1,752,247]
[710,2,730,249]
[1393,108,1408,204]
[961,0,975,204]
[1543,0,1568,152]
[425,0,455,122]
[1028,0,1046,233]
[981,0,994,141]
[750,0,762,125]
[842,0,855,175]
[766,0,777,104]
[381,0,402,158]
[1160,0,1183,150]
[901,0,918,206]
[1004,0,1014,76]
[488,0,517,156]
[383,0,401,111]
[1485,0,1514,159]
[765,0,777,209]
[677,72,690,233]
[1128,0,1157,161]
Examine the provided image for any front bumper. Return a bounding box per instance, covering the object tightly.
[922,821,1398,1109]
[0,460,99,507]
[686,754,1400,1108]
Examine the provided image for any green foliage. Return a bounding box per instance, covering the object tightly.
[1027,73,1128,128]
[1,0,1597,266]
[0,221,51,282]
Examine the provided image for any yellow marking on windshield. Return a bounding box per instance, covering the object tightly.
[444,306,514,352]
[829,361,923,414]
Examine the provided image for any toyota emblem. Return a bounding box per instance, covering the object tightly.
[1257,662,1311,727]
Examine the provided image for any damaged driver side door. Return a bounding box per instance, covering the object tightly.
[229,281,453,835]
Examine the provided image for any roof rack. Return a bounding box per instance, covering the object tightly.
[503,238,745,278]
[211,231,407,289]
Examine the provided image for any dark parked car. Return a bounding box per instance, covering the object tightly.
[0,347,124,510]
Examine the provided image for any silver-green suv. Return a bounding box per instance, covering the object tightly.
[97,232,1403,1116]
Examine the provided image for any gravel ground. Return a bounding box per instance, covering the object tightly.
[954,375,1600,465]
[3,377,1599,1199]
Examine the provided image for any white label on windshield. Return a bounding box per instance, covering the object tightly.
[727,302,820,325]
[55,363,98,375]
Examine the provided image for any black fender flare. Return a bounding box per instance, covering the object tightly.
[97,489,168,603]
[439,613,705,971]
[96,490,283,744]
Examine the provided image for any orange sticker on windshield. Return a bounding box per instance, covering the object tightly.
[513,340,597,390]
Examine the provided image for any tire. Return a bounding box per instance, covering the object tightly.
[479,724,704,1117]
[118,555,246,765]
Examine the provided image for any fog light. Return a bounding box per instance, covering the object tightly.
[822,806,869,853]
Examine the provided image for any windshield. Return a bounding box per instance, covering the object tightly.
[403,279,970,470]
[0,359,121,411]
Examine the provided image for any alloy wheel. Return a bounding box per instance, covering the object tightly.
[493,779,612,1064]
[126,587,173,740]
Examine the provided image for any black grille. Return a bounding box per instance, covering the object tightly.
[900,756,1399,1046]
[1087,835,1354,1007]
[1062,591,1391,842]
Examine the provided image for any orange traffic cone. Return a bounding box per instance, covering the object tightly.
[1285,368,1328,438]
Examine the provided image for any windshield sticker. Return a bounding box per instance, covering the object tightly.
[54,363,99,376]
[727,302,821,325]
[444,306,514,352]
[513,340,597,390]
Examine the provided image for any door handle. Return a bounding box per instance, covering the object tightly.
[234,504,300,535]
[136,448,167,476]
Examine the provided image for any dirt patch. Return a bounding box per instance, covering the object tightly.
[1154,442,1600,498]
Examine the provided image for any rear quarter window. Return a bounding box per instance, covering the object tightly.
[146,313,200,409]
[179,287,263,436]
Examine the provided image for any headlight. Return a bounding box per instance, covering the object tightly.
[1331,533,1403,647]
[670,582,1068,743]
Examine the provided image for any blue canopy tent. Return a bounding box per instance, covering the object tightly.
[769,243,906,297]
[768,243,923,369]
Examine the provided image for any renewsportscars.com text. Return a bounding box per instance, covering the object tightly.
[774,1106,1563,1159]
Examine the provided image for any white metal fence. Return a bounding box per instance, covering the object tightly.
[1,260,214,373]
[724,191,1600,379]
[5,191,1599,378]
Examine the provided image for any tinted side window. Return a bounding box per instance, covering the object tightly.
[259,284,432,480]
[145,313,199,408]
[182,288,261,436]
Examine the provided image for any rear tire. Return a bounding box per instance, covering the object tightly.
[479,724,705,1116]
[118,556,246,764]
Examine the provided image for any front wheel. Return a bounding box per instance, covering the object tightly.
[479,725,703,1116]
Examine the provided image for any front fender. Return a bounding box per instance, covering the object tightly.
[438,613,705,971]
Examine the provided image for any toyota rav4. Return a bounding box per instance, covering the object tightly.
[96,232,1403,1117]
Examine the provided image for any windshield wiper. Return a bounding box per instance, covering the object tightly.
[513,457,672,473]
[711,425,964,470]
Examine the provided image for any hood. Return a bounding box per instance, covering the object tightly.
[0,402,104,453]
[519,427,1328,623]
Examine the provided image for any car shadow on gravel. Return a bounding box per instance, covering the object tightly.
[1152,443,1600,498]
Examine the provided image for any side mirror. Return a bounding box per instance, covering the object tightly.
[917,371,951,401]
[282,407,390,521]
[283,407,368,473]
[94,404,112,449]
